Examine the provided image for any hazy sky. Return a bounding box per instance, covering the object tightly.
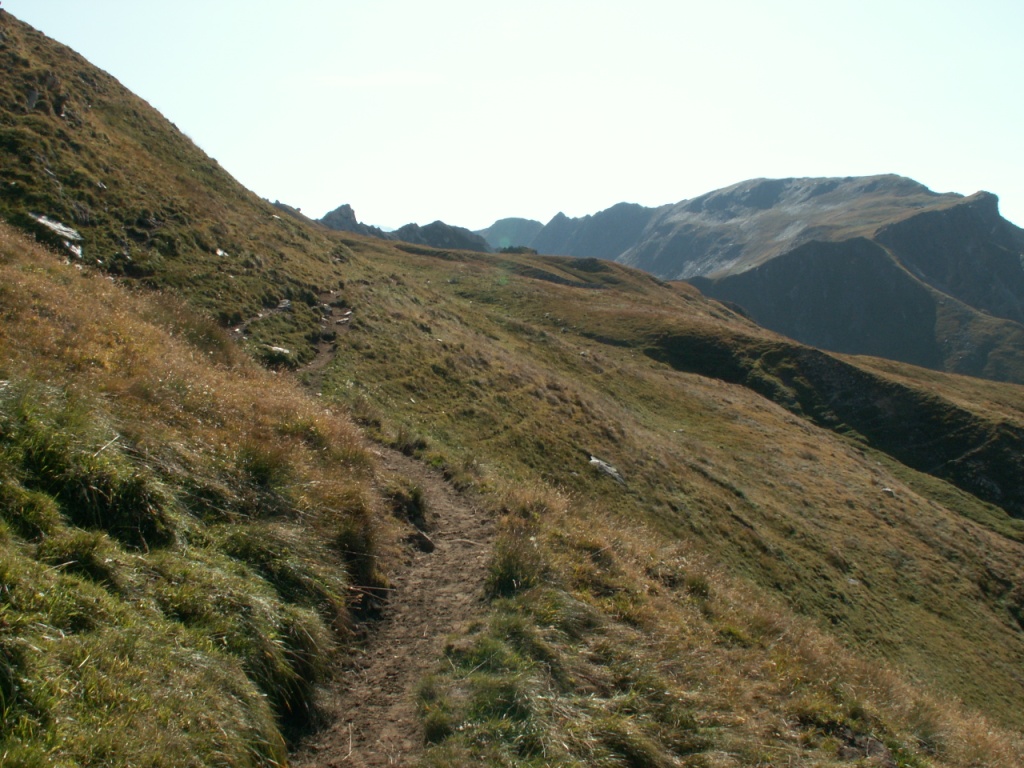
[6,1,1023,230]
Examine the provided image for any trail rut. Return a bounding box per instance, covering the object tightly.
[291,448,495,767]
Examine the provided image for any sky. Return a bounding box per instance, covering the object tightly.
[6,1,1023,231]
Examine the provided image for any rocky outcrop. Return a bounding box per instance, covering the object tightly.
[319,205,491,252]
[531,202,661,261]
[318,203,393,239]
[391,220,491,253]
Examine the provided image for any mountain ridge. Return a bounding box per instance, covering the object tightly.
[474,176,1024,383]
[318,202,491,253]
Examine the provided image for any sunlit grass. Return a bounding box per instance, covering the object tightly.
[2,12,1023,764]
[313,238,1024,765]
[0,223,381,764]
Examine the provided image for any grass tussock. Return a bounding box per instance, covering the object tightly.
[0,224,383,765]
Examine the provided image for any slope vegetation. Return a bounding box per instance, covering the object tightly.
[0,222,385,765]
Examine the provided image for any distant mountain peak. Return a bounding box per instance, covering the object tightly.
[318,205,490,252]
[473,175,1024,383]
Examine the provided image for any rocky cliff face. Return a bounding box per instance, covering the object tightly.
[530,202,661,260]
[692,188,1024,382]
[619,175,959,278]
[319,203,392,239]
[873,191,1024,324]
[489,176,959,277]
[475,217,543,251]
[691,237,947,370]
[319,206,491,253]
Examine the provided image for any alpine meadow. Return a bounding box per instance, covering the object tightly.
[1,12,1023,768]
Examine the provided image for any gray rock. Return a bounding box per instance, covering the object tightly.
[589,455,625,485]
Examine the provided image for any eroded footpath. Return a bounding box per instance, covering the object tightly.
[291,448,495,768]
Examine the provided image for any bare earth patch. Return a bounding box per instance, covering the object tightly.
[292,448,495,767]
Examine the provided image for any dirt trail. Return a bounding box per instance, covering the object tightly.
[291,448,495,768]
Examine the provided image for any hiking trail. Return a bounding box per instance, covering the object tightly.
[291,447,495,767]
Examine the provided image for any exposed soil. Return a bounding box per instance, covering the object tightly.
[291,447,495,767]
[297,289,352,391]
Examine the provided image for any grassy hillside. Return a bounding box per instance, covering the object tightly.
[314,241,1024,730]
[2,11,1024,768]
[0,222,392,765]
[0,14,345,367]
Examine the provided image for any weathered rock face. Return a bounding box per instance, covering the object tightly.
[319,203,360,231]
[692,189,1024,383]
[618,175,959,279]
[691,237,946,370]
[319,205,491,252]
[873,191,1024,325]
[531,202,661,260]
[318,203,392,239]
[495,176,959,277]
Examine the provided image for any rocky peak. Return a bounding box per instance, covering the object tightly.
[318,204,392,239]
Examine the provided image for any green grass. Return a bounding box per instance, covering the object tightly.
[0,15,347,355]
[310,237,1024,761]
[416,485,1002,767]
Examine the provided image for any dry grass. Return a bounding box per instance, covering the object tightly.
[2,12,1023,764]
[310,238,1024,765]
[0,223,383,765]
[422,481,1024,766]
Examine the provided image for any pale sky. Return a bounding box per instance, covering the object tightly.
[6,1,1023,231]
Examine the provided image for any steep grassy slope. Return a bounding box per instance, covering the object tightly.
[304,237,1021,752]
[308,238,1024,754]
[3,12,1024,768]
[0,222,393,765]
[0,13,344,366]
